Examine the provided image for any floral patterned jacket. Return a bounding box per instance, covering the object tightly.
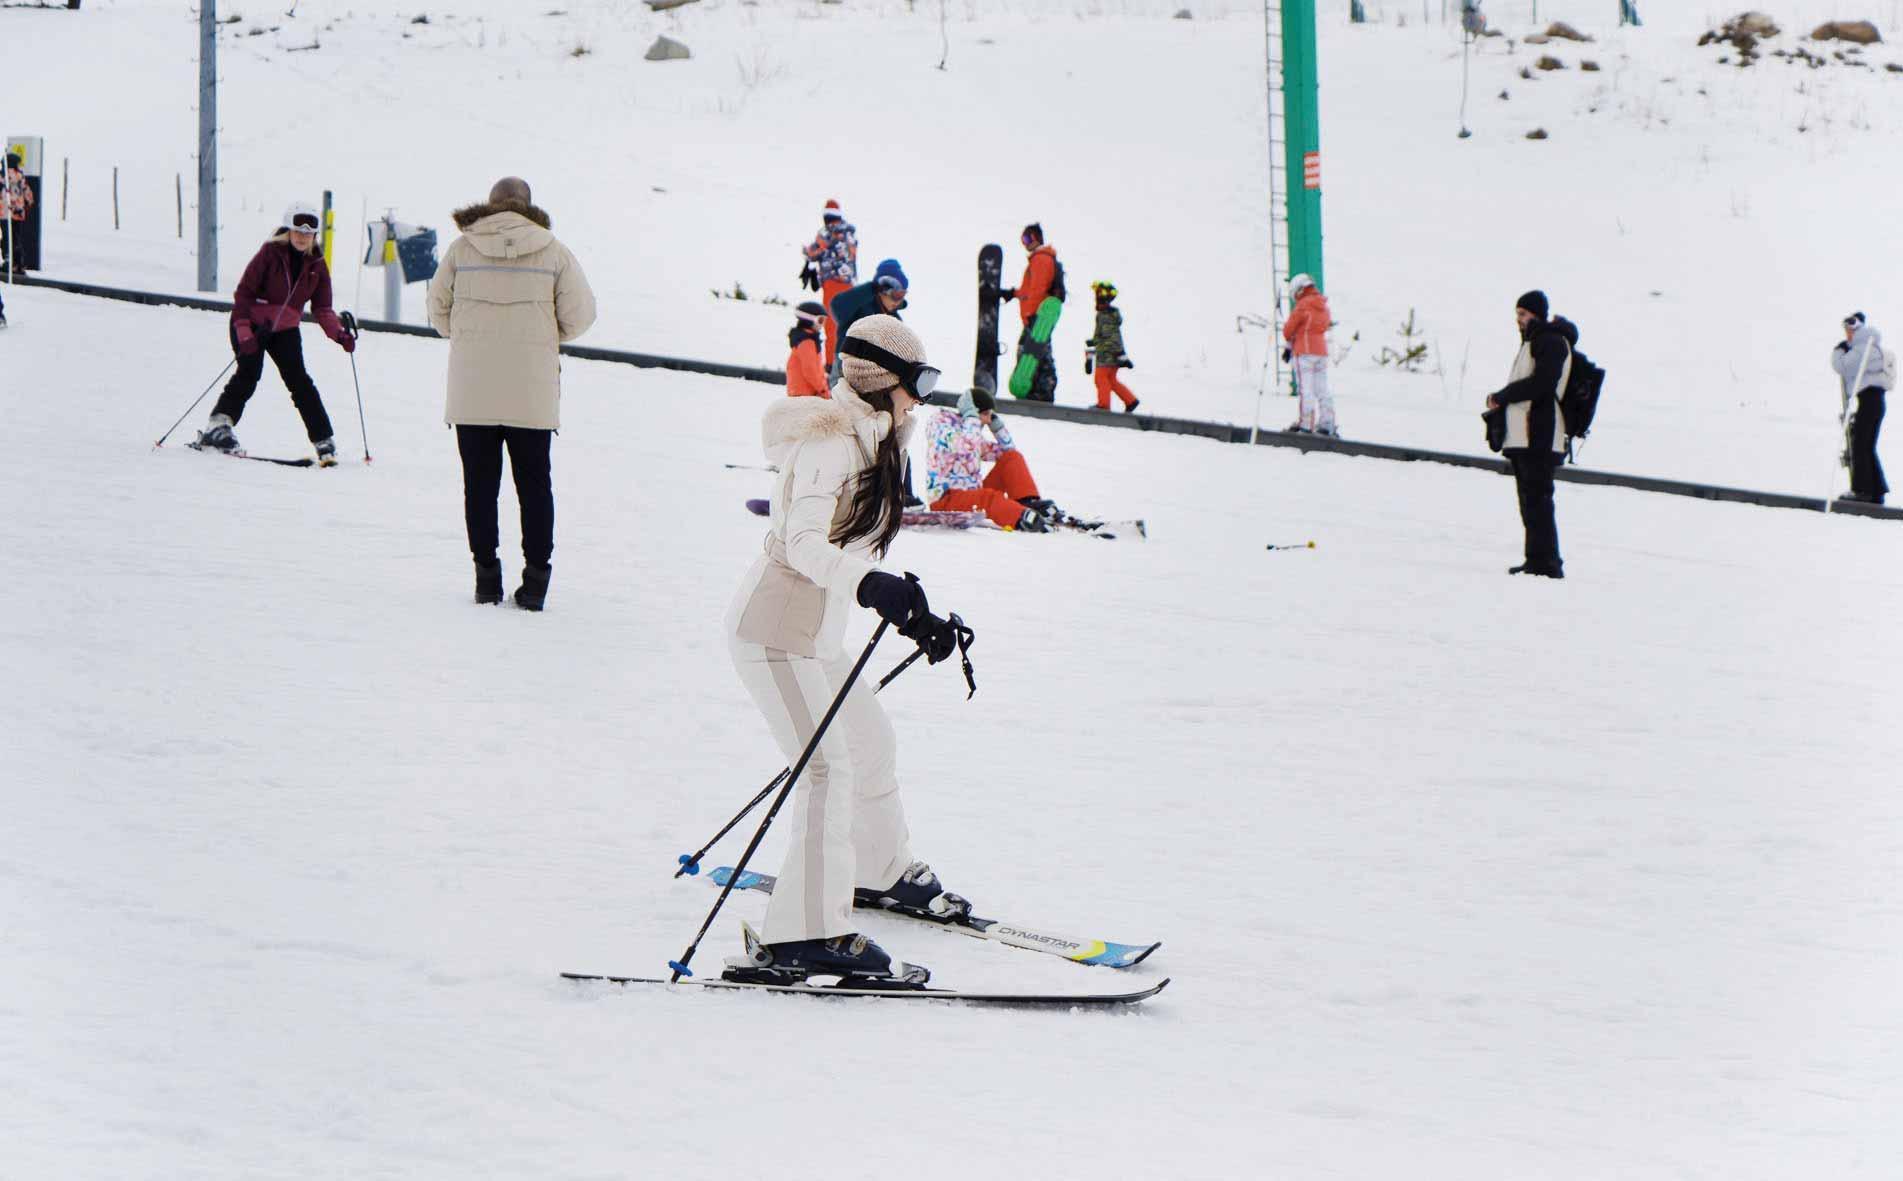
[924,408,1015,501]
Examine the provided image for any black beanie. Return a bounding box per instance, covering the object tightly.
[1516,290,1549,320]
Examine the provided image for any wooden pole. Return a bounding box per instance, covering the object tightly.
[61,157,68,221]
[176,173,183,238]
[113,165,120,230]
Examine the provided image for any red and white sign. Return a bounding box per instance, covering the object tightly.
[1302,151,1321,190]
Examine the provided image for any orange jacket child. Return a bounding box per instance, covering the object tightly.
[1283,285,1331,356]
[784,301,830,398]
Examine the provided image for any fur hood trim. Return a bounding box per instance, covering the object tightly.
[452,198,552,230]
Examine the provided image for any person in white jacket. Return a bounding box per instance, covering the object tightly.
[724,315,967,982]
[1832,312,1890,505]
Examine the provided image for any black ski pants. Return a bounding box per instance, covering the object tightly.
[1507,448,1562,571]
[456,425,554,569]
[212,326,335,443]
[1849,387,1888,502]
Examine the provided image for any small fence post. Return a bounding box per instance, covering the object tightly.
[112,165,120,230]
[176,173,183,238]
[61,157,69,221]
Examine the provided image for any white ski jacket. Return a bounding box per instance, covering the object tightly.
[727,380,918,660]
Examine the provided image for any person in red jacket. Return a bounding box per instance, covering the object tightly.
[785,301,830,398]
[1000,223,1063,401]
[1281,273,1337,437]
[196,202,355,465]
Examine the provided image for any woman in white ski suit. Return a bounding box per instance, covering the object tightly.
[725,315,948,960]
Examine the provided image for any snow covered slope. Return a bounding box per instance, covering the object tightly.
[4,285,1901,1177]
[6,0,1901,495]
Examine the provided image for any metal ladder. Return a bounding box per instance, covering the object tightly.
[1255,0,1294,442]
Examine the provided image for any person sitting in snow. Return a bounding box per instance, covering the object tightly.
[799,198,857,368]
[195,201,355,467]
[785,301,830,398]
[1282,273,1338,437]
[1086,279,1139,414]
[924,389,1060,532]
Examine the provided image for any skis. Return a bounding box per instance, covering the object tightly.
[973,243,1004,397]
[744,498,987,530]
[186,442,316,467]
[560,972,1169,1006]
[707,866,1162,969]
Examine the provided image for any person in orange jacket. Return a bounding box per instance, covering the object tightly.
[1000,223,1064,401]
[785,301,831,398]
[1281,273,1338,436]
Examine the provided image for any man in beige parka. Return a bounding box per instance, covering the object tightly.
[427,176,597,611]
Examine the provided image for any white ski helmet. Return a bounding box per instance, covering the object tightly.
[282,200,321,233]
[1288,273,1316,297]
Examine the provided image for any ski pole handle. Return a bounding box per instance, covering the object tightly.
[1265,541,1316,552]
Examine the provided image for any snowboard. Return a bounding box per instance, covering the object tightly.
[973,243,1004,397]
[744,498,985,530]
[1007,297,1063,400]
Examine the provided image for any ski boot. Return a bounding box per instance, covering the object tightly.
[1013,507,1051,533]
[314,437,339,468]
[514,564,551,612]
[855,861,972,923]
[724,920,930,989]
[196,417,241,453]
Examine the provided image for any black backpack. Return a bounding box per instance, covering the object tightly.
[1048,256,1067,303]
[1549,316,1605,461]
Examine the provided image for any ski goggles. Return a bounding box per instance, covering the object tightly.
[288,212,321,232]
[839,337,940,400]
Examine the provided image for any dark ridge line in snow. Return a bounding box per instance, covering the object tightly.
[16,272,1899,524]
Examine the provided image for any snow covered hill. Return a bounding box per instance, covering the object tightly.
[5,280,1901,1177]
[7,0,1903,494]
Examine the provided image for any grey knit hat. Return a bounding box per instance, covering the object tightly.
[841,315,927,395]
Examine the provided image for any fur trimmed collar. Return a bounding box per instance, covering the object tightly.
[760,381,919,464]
[452,198,552,230]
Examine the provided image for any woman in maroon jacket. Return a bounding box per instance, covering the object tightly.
[196,202,355,466]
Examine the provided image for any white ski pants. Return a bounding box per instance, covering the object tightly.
[728,638,913,944]
[1294,354,1337,434]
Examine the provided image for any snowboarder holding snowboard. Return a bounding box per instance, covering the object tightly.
[195,202,354,467]
[800,199,858,369]
[924,389,1060,531]
[427,176,598,611]
[1281,274,1337,437]
[785,301,831,398]
[1832,312,1889,505]
[725,314,969,981]
[1001,224,1063,401]
[1086,280,1139,413]
[1484,290,1570,578]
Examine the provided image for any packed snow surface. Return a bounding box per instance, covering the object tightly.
[5,281,1902,1177]
[5,1,1903,1177]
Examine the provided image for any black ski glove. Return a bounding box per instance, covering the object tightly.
[1281,347,1293,363]
[902,610,959,663]
[999,287,1016,302]
[1835,340,1851,354]
[1117,355,1134,370]
[799,263,820,292]
[857,570,928,630]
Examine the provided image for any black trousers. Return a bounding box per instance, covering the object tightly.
[1508,449,1562,570]
[1849,387,1888,502]
[211,326,335,443]
[456,425,554,569]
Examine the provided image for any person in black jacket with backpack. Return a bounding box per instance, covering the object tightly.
[1485,290,1571,578]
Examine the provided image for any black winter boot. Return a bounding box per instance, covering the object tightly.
[474,559,504,605]
[514,564,552,611]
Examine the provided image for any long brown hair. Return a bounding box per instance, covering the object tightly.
[829,387,906,556]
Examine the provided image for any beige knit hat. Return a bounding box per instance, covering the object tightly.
[841,315,926,395]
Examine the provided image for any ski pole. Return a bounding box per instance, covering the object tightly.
[668,618,893,982]
[154,358,238,449]
[1265,540,1316,552]
[341,311,371,463]
[673,644,929,879]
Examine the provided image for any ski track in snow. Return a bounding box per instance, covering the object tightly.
[4,1,1903,1176]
